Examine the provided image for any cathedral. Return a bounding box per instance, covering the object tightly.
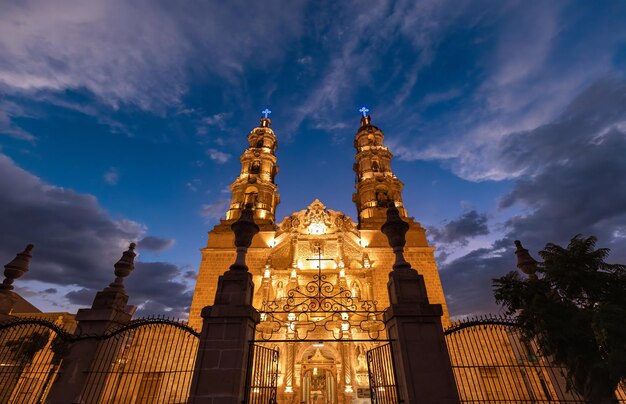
[0,110,616,403]
[189,111,449,403]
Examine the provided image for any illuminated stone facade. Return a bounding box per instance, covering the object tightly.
[189,114,449,403]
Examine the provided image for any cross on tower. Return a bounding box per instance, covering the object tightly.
[262,108,272,118]
[359,106,369,117]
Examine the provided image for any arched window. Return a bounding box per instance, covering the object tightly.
[371,160,380,172]
[376,188,390,207]
[244,186,258,206]
[250,160,261,174]
[256,138,264,148]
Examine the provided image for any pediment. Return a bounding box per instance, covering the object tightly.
[276,199,357,236]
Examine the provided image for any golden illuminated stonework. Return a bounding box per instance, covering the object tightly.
[189,113,449,403]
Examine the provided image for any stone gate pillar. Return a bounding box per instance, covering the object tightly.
[187,205,260,404]
[46,243,137,404]
[381,205,460,404]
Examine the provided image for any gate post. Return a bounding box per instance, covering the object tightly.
[187,204,260,404]
[46,243,137,404]
[381,205,460,404]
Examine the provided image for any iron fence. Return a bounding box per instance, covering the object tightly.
[0,316,200,404]
[80,317,200,403]
[245,343,279,404]
[367,342,400,404]
[445,317,626,403]
[0,318,73,404]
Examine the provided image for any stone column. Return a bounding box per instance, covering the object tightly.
[285,338,295,394]
[0,244,33,319]
[188,205,261,404]
[341,341,354,394]
[290,235,298,269]
[47,243,137,404]
[381,205,460,404]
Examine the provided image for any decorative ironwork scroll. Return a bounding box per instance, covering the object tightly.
[256,248,386,341]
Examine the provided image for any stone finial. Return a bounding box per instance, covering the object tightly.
[381,203,411,271]
[1,244,33,291]
[230,204,260,271]
[108,243,136,290]
[514,240,538,280]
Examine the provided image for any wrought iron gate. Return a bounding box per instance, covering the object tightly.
[245,343,279,404]
[367,343,400,404]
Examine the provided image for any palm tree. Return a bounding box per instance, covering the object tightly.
[493,235,626,404]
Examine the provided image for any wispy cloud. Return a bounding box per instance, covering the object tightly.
[0,0,306,132]
[206,148,231,164]
[200,199,229,220]
[388,2,626,182]
[103,167,119,185]
[201,113,230,130]
[137,236,175,252]
[0,101,36,141]
[440,77,626,317]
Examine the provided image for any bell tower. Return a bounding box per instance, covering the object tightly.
[225,109,280,227]
[352,108,408,228]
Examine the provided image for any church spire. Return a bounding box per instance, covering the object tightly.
[352,108,408,228]
[225,110,280,226]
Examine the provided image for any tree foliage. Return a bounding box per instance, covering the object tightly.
[493,235,626,403]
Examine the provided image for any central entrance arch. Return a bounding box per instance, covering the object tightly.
[301,348,338,404]
[245,243,399,403]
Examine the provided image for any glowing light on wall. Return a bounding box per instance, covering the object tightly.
[308,222,326,234]
[339,269,346,278]
[263,268,271,278]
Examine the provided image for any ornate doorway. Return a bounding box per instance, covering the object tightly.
[301,349,337,404]
[244,237,398,403]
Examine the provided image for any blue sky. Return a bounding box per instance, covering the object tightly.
[1,0,626,319]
